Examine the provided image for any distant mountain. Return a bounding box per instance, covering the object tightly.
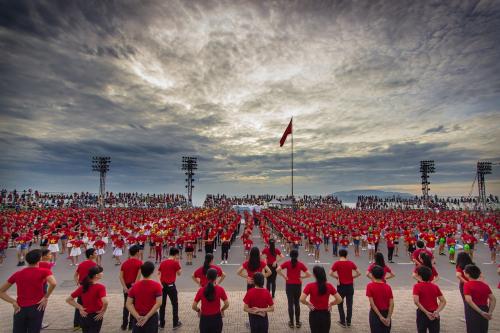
[333,190,415,203]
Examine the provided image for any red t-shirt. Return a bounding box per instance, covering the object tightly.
[242,260,267,279]
[331,260,358,285]
[128,279,162,316]
[121,258,143,285]
[194,265,223,287]
[280,260,308,285]
[194,285,228,316]
[412,249,434,265]
[76,260,97,283]
[262,248,282,265]
[39,261,54,273]
[366,282,393,311]
[70,283,107,313]
[159,259,181,284]
[7,267,51,307]
[412,282,442,312]
[463,280,492,306]
[48,235,59,244]
[303,282,338,310]
[243,287,274,309]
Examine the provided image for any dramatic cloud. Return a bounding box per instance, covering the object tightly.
[1,0,500,203]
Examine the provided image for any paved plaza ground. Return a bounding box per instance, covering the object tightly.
[0,225,498,332]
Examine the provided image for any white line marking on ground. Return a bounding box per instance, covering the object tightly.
[396,262,414,265]
[220,263,240,266]
[307,262,331,265]
[440,276,459,287]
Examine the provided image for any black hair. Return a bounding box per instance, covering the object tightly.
[419,253,432,270]
[253,272,265,288]
[141,261,155,278]
[41,249,51,257]
[416,240,425,249]
[456,252,473,270]
[371,265,385,280]
[129,245,140,257]
[248,247,261,272]
[203,253,214,275]
[417,266,432,282]
[204,268,218,301]
[169,247,179,256]
[374,252,386,268]
[338,249,348,258]
[464,264,481,279]
[82,266,103,292]
[85,248,96,259]
[313,266,327,295]
[26,249,42,265]
[290,249,299,268]
[269,239,276,257]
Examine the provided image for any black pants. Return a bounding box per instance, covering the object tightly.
[249,314,269,333]
[132,313,158,333]
[266,264,277,297]
[375,242,379,252]
[416,309,440,333]
[221,243,229,261]
[205,243,214,254]
[286,284,301,324]
[13,305,44,333]
[73,296,83,327]
[465,304,489,333]
[332,242,338,256]
[122,283,136,328]
[337,284,354,325]
[159,283,179,327]
[80,313,103,333]
[309,310,330,333]
[388,247,394,261]
[200,313,223,333]
[369,309,391,333]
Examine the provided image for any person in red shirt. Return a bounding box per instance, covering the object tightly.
[412,241,434,266]
[386,232,396,263]
[300,266,342,333]
[366,266,394,333]
[73,248,97,330]
[0,249,57,333]
[277,249,311,328]
[366,252,395,283]
[192,268,229,333]
[113,238,125,266]
[262,239,284,298]
[158,247,182,330]
[329,249,361,328]
[243,272,274,333]
[487,233,497,264]
[66,266,108,333]
[367,232,376,263]
[220,229,231,264]
[70,238,83,266]
[47,231,60,263]
[446,235,457,264]
[412,266,446,333]
[93,237,106,267]
[126,262,163,333]
[184,232,195,265]
[193,253,225,287]
[463,264,496,333]
[119,245,142,330]
[238,247,272,290]
[413,253,439,283]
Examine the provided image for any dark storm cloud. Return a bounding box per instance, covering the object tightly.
[1,0,500,200]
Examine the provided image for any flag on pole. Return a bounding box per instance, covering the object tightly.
[280,118,293,147]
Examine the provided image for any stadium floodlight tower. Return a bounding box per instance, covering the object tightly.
[477,161,492,210]
[182,156,197,207]
[420,160,435,209]
[92,156,111,209]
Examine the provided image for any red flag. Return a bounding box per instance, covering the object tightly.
[280,118,292,147]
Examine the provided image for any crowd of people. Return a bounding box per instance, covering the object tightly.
[203,194,342,209]
[0,189,187,209]
[356,195,500,211]
[0,198,498,333]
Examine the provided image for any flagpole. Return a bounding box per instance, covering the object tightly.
[291,117,294,200]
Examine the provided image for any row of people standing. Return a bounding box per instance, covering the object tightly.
[0,244,496,333]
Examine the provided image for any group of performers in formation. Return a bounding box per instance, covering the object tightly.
[0,206,498,333]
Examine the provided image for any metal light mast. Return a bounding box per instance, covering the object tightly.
[420,160,435,209]
[182,156,197,206]
[477,161,492,210]
[92,156,111,208]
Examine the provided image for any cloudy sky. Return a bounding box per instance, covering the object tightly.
[1,0,500,204]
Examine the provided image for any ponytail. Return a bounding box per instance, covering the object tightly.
[269,239,276,257]
[203,253,213,275]
[203,268,218,302]
[313,266,327,295]
[290,249,298,268]
[82,266,103,293]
